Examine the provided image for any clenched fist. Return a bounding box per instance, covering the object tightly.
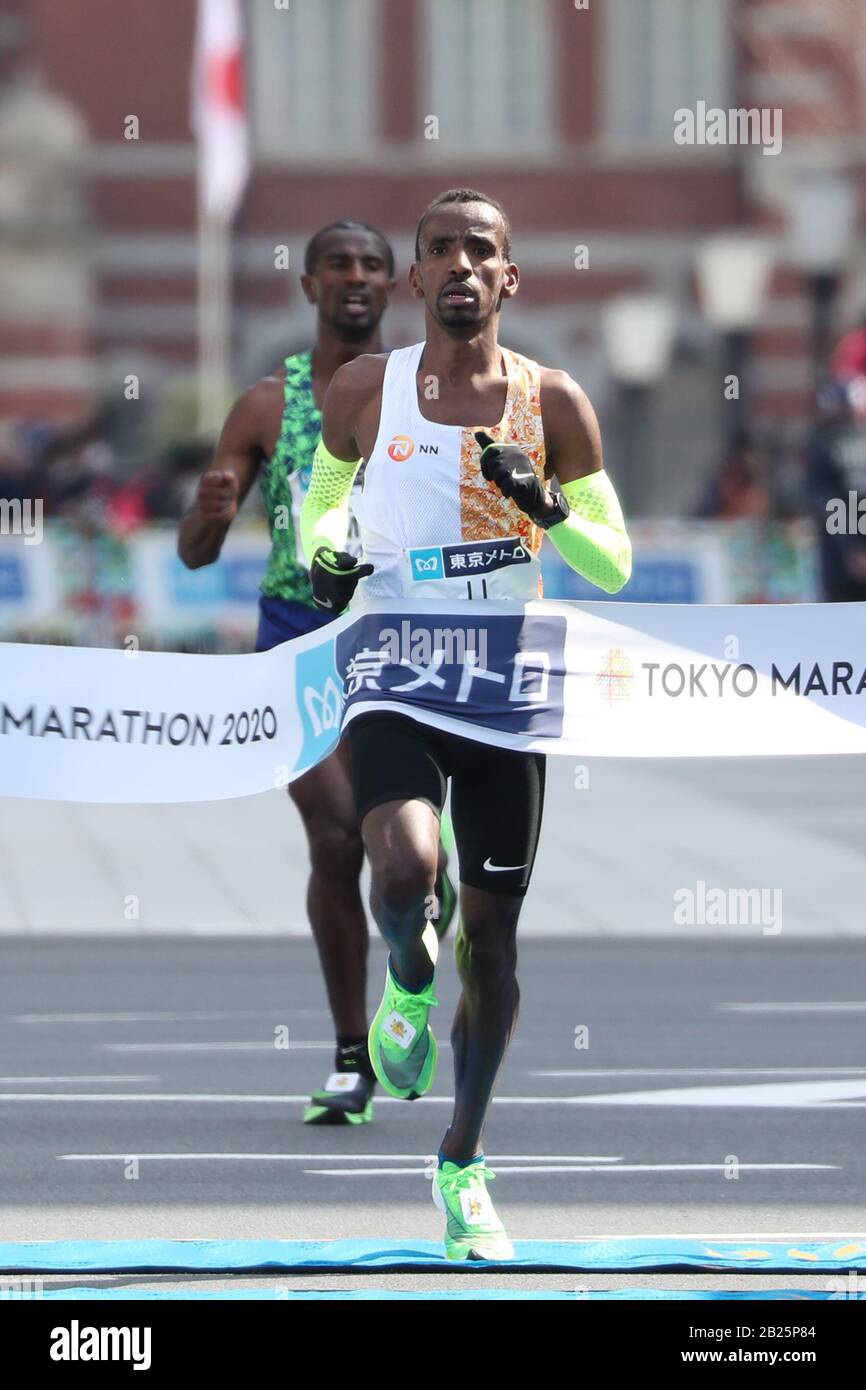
[196,469,240,524]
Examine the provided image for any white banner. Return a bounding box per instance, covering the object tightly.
[2,599,866,803]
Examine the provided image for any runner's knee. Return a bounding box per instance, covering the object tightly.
[372,851,436,917]
[305,818,364,880]
[455,916,518,982]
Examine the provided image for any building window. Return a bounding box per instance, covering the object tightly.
[605,0,733,145]
[421,0,552,155]
[249,0,377,160]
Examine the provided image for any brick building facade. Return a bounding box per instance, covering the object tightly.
[1,0,864,513]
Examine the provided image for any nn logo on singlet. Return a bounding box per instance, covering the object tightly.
[388,435,414,461]
[387,435,439,461]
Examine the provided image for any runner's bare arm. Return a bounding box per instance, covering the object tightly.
[177,381,275,569]
[320,354,387,461]
[539,369,603,489]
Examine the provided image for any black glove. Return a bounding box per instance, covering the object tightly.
[475,431,548,518]
[310,547,374,613]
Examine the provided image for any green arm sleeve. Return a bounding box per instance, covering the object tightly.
[546,470,632,594]
[300,438,362,564]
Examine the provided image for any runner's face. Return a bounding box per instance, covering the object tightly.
[303,231,394,339]
[411,204,517,332]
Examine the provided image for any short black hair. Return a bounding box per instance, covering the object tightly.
[303,220,395,277]
[414,188,512,261]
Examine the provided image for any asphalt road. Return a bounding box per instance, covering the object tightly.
[2,749,865,1292]
[1,936,865,1294]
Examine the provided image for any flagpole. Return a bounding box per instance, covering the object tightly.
[197,202,231,436]
[192,0,248,438]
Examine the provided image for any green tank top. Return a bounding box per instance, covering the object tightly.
[258,349,364,603]
[259,351,320,604]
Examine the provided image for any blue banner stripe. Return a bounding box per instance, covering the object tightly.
[1,1238,864,1274]
[7,1287,856,1301]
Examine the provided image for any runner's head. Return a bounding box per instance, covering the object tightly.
[301,221,396,341]
[410,189,517,333]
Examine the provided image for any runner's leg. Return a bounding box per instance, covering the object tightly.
[443,886,522,1161]
[363,798,441,987]
[289,738,368,1037]
[349,714,447,1100]
[349,713,446,987]
[441,744,546,1160]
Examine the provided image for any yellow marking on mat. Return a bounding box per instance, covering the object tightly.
[704,1248,772,1261]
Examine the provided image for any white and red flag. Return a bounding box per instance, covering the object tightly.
[191,0,249,222]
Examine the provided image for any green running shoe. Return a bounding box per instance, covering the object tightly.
[368,925,439,1100]
[433,1160,515,1262]
[303,1069,374,1126]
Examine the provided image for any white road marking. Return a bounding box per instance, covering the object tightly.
[562,1079,866,1108]
[716,1002,866,1014]
[98,1041,451,1052]
[0,1092,644,1106]
[1,1092,472,1103]
[10,1011,314,1024]
[99,1042,328,1052]
[0,1075,156,1084]
[5,1081,866,1106]
[58,1152,623,1163]
[533,1068,866,1078]
[0,1093,310,1103]
[308,1163,835,1177]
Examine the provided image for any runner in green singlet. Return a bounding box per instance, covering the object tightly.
[178,221,456,1124]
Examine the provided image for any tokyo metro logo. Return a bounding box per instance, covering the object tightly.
[294,639,344,772]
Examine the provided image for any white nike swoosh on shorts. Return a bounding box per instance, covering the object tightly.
[483,857,528,873]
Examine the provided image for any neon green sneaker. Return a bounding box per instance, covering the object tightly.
[433,1160,515,1262]
[368,925,439,1100]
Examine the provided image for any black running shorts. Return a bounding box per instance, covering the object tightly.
[347,710,546,897]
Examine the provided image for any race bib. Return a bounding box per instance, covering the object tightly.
[403,536,539,600]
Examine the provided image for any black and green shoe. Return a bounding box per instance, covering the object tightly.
[303,1069,375,1125]
[368,930,440,1101]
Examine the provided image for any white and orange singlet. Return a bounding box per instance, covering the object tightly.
[353,342,547,602]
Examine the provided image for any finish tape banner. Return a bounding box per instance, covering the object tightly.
[2,598,866,804]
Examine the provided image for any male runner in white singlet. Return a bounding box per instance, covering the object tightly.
[300,189,631,1259]
[178,221,456,1127]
